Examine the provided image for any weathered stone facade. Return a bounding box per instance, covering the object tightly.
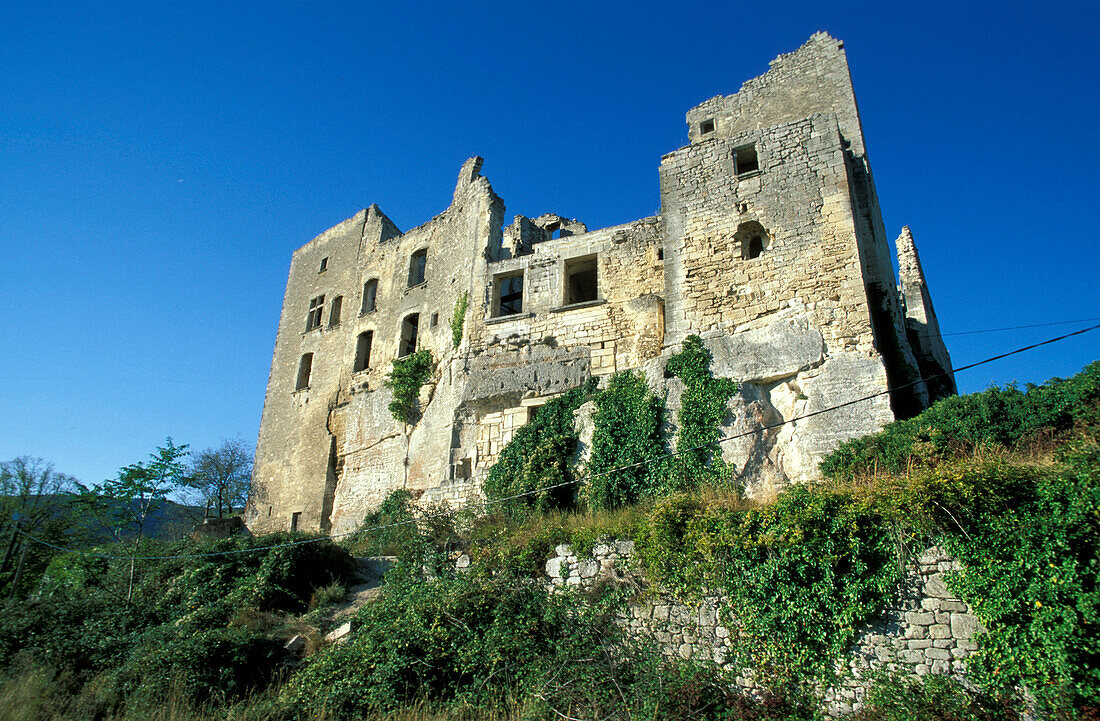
[246,32,954,535]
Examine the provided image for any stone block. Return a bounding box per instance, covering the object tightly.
[545,556,565,578]
[325,622,353,643]
[929,624,951,639]
[924,648,952,661]
[905,612,935,626]
[950,613,982,640]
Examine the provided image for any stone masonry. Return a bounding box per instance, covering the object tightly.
[544,542,984,717]
[246,33,954,534]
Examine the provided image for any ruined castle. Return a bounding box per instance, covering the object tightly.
[245,32,954,536]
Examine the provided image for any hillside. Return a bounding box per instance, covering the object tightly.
[0,361,1097,721]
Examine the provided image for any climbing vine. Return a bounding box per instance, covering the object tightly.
[450,291,469,349]
[583,371,668,510]
[483,380,599,511]
[384,350,434,424]
[665,334,738,484]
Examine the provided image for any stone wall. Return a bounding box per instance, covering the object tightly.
[543,542,984,717]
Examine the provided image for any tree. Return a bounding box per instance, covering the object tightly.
[0,457,80,598]
[77,438,192,601]
[185,437,252,518]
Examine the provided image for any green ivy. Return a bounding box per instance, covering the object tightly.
[583,370,669,510]
[450,291,469,349]
[482,380,599,511]
[665,335,738,483]
[384,349,434,424]
[633,486,902,685]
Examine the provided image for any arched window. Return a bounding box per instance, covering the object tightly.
[745,236,763,260]
[295,353,313,390]
[361,279,378,313]
[399,314,419,357]
[735,220,770,261]
[408,249,427,287]
[354,331,373,372]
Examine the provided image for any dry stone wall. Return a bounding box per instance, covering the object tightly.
[544,542,985,717]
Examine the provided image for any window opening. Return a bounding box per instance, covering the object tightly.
[657,248,664,261]
[454,458,472,480]
[328,296,343,327]
[295,353,313,390]
[408,249,427,287]
[305,295,325,331]
[361,279,378,313]
[699,118,715,134]
[399,313,419,357]
[743,235,763,260]
[319,257,328,273]
[545,221,562,240]
[495,272,524,316]
[564,256,598,305]
[734,144,759,175]
[290,512,301,532]
[430,312,439,327]
[354,331,373,372]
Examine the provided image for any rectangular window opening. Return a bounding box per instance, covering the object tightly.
[399,314,419,357]
[699,118,715,134]
[354,331,373,372]
[430,312,439,327]
[735,144,759,175]
[564,256,598,305]
[295,353,313,391]
[494,272,524,317]
[328,295,343,327]
[290,512,301,532]
[408,249,427,287]
[305,295,325,332]
[319,257,328,273]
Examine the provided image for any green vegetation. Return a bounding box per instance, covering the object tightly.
[482,379,599,511]
[485,335,739,513]
[820,360,1100,480]
[450,291,469,348]
[664,334,739,479]
[384,349,434,424]
[3,361,1098,719]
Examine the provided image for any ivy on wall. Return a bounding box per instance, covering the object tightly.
[384,350,434,424]
[450,291,469,349]
[665,335,738,483]
[482,380,599,511]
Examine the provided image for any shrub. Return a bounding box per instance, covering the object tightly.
[584,370,668,510]
[821,361,1100,480]
[384,350,434,424]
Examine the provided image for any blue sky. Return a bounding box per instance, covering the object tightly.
[2,1,1097,486]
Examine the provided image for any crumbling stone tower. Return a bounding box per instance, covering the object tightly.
[247,33,953,535]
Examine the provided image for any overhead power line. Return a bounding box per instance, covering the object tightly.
[14,322,1100,561]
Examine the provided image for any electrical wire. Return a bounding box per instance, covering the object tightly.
[13,322,1099,561]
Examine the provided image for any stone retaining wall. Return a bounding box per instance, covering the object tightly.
[543,541,985,716]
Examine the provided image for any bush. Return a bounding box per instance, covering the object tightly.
[584,370,668,510]
[821,361,1100,480]
[385,350,435,424]
[853,673,1017,721]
